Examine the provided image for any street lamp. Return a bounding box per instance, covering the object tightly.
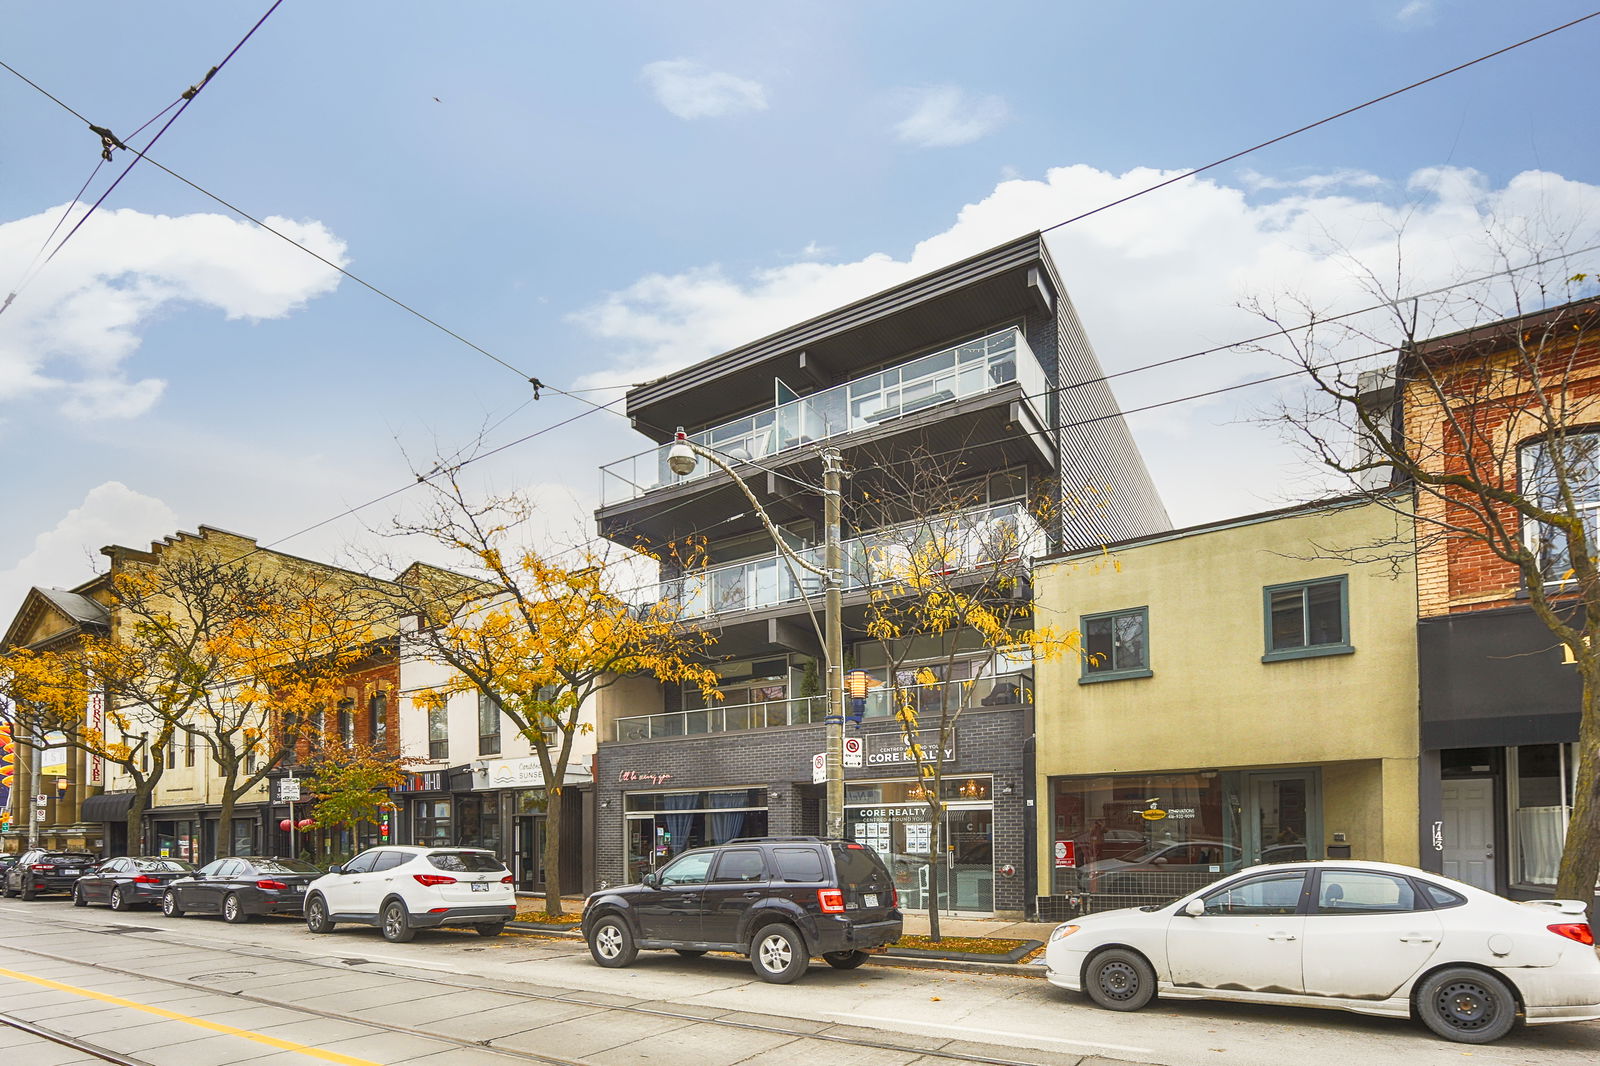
[667,428,849,838]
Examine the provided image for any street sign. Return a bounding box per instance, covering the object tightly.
[811,753,826,784]
[278,778,301,802]
[842,736,863,768]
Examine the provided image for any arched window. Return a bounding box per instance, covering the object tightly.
[1519,431,1600,579]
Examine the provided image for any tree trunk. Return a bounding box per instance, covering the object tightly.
[126,789,148,854]
[1555,673,1600,907]
[542,787,564,916]
[217,781,237,863]
[925,798,943,942]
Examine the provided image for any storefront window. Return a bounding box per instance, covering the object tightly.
[413,799,451,847]
[1512,743,1576,886]
[845,776,993,913]
[623,788,767,882]
[154,819,200,862]
[456,794,502,856]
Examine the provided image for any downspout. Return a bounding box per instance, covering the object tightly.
[1022,717,1037,919]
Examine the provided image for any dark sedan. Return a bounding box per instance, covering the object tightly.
[161,856,322,923]
[1,850,98,899]
[73,857,197,911]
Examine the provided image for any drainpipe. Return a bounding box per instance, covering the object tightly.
[1022,721,1037,919]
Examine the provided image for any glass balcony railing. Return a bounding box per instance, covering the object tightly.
[612,671,1033,743]
[600,327,1044,506]
[642,500,1045,621]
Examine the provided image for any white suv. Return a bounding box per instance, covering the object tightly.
[302,846,516,942]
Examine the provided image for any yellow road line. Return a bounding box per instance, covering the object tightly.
[0,966,382,1065]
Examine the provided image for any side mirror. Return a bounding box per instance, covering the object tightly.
[1184,898,1205,917]
[327,865,343,876]
[1152,857,1168,866]
[641,872,660,889]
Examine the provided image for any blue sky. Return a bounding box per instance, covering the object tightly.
[3,0,1600,605]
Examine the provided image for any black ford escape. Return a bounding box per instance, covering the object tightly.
[583,837,902,983]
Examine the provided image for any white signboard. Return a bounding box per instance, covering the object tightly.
[811,752,826,784]
[842,736,863,768]
[278,778,301,802]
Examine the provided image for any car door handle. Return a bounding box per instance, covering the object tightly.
[1266,933,1298,941]
[741,890,761,898]
[1399,935,1436,943]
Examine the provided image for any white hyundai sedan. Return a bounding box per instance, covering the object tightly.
[1045,859,1599,1043]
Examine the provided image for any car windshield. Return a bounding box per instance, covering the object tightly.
[132,859,194,872]
[250,859,321,874]
[427,851,505,873]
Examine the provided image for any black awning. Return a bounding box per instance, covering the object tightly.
[81,791,136,822]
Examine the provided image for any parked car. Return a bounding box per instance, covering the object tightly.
[73,856,197,911]
[1082,839,1242,893]
[161,856,322,922]
[1,849,98,900]
[303,846,516,943]
[583,836,903,984]
[1046,859,1600,1044]
[0,854,20,883]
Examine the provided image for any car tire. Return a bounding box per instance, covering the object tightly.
[1417,967,1518,1044]
[750,924,808,984]
[674,948,707,958]
[305,896,335,934]
[587,914,636,968]
[0,878,12,899]
[222,893,250,924]
[72,885,88,908]
[824,949,870,970]
[381,900,415,943]
[475,921,507,938]
[19,885,35,901]
[1084,947,1157,1012]
[110,886,132,912]
[162,890,185,918]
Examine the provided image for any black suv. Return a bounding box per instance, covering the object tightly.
[582,837,902,983]
[2,849,98,900]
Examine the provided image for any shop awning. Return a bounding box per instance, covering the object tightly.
[81,791,136,822]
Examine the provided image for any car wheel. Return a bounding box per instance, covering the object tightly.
[222,893,251,924]
[304,896,335,934]
[750,924,808,984]
[674,948,707,958]
[824,949,870,970]
[19,885,35,901]
[587,914,636,968]
[475,921,507,938]
[162,890,185,917]
[0,878,12,898]
[72,885,88,908]
[381,900,415,943]
[1417,967,1518,1044]
[1084,948,1157,1011]
[110,886,133,912]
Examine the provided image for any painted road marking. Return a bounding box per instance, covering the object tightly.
[0,966,382,1065]
[823,1011,1154,1055]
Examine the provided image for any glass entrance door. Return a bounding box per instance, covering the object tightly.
[943,804,994,913]
[1245,770,1320,866]
[515,815,544,890]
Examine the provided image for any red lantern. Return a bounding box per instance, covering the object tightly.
[297,818,314,829]
[278,818,293,831]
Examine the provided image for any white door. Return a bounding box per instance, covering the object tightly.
[1441,779,1494,891]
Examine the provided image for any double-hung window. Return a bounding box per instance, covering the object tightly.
[1263,576,1352,661]
[1520,432,1600,581]
[428,705,449,761]
[337,699,355,747]
[1080,607,1150,683]
[368,691,388,749]
[478,690,502,756]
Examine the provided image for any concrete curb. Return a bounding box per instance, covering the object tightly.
[885,938,1044,964]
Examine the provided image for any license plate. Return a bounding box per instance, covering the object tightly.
[291,884,304,892]
[62,869,79,876]
[471,882,490,892]
[863,893,879,907]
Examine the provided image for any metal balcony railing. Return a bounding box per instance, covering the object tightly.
[612,670,1034,743]
[599,327,1044,506]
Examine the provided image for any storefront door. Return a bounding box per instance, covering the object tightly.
[1441,778,1495,890]
[515,815,545,890]
[1244,770,1320,866]
[942,804,994,913]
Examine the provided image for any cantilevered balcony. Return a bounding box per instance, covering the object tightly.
[599,327,1045,507]
[641,500,1045,623]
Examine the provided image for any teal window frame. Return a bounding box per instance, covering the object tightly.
[1079,606,1152,684]
[1262,575,1353,662]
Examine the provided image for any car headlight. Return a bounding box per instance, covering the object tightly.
[1049,923,1080,943]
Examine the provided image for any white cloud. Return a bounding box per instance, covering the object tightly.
[893,86,1009,148]
[571,163,1600,526]
[0,206,346,421]
[1395,1,1436,26]
[0,482,178,617]
[641,60,767,120]
[1240,168,1385,194]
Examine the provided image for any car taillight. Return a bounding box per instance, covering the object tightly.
[818,888,845,913]
[256,880,287,891]
[132,875,161,885]
[1549,922,1595,945]
[413,874,456,887]
[890,886,899,908]
[501,874,514,884]
[30,864,52,871]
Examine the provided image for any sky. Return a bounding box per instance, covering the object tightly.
[3,0,1600,610]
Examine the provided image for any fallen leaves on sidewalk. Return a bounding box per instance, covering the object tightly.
[895,935,1030,955]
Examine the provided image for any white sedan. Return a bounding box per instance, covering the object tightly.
[1045,859,1599,1043]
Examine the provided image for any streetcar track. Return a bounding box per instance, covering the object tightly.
[0,1008,148,1065]
[0,906,1082,1066]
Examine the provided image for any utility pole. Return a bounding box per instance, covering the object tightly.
[27,729,41,850]
[822,447,846,839]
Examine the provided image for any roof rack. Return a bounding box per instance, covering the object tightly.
[725,836,830,844]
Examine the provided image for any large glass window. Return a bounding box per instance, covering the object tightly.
[413,799,451,847]
[1512,742,1577,886]
[1263,577,1351,661]
[478,691,502,756]
[623,788,768,882]
[846,777,993,913]
[1080,608,1150,682]
[1520,432,1600,580]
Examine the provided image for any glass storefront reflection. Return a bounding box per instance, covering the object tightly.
[622,788,768,882]
[845,777,995,914]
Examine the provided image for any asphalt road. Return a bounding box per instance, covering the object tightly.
[0,896,1595,1066]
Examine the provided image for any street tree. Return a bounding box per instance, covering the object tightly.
[392,472,721,916]
[1255,264,1600,902]
[852,450,1075,940]
[302,738,411,850]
